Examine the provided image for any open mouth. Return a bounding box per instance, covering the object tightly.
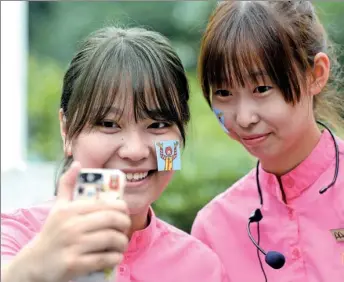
[125,170,156,182]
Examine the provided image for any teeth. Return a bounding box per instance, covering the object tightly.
[126,172,149,182]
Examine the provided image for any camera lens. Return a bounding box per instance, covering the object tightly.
[86,173,95,182]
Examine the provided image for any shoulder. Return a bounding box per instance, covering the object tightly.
[1,199,55,262]
[334,135,344,190]
[195,168,258,222]
[326,135,344,187]
[338,135,344,162]
[153,218,227,280]
[155,217,221,259]
[1,198,55,233]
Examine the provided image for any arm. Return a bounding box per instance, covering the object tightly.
[172,141,179,160]
[192,214,231,282]
[2,163,131,282]
[159,147,166,160]
[191,212,213,250]
[1,214,40,282]
[2,247,39,282]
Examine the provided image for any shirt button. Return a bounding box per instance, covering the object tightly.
[119,265,128,275]
[292,248,301,260]
[287,207,295,220]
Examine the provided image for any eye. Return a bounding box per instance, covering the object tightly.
[97,120,119,128]
[253,86,272,94]
[214,89,231,97]
[148,122,171,129]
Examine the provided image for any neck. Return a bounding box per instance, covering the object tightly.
[261,122,322,176]
[127,207,150,239]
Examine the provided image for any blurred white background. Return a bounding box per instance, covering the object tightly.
[1,2,55,212]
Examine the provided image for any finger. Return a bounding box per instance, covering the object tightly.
[67,252,123,278]
[98,194,128,213]
[70,199,129,215]
[57,161,81,203]
[78,229,129,254]
[79,210,131,233]
[98,191,123,203]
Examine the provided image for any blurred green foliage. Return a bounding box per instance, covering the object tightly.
[28,1,344,232]
[28,56,63,161]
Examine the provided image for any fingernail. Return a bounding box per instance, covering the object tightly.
[99,191,121,203]
[71,161,80,168]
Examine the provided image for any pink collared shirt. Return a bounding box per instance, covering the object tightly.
[192,130,344,282]
[1,202,228,282]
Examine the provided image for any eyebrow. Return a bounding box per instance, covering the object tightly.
[99,106,169,121]
[145,109,170,120]
[106,107,122,115]
[213,70,270,89]
[248,70,268,77]
[93,106,122,117]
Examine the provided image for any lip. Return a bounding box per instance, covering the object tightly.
[120,168,154,173]
[124,171,155,189]
[115,169,157,189]
[240,133,270,146]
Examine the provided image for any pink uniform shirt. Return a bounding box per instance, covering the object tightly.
[192,130,344,282]
[1,203,228,282]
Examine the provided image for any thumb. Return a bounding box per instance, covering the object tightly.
[56,161,81,203]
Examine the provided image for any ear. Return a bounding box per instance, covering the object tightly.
[59,109,72,156]
[309,52,330,96]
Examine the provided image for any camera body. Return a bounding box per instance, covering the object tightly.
[73,168,126,282]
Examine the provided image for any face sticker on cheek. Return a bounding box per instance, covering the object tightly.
[212,107,229,133]
[155,140,181,171]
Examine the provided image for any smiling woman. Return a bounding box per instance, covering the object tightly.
[1,26,228,282]
[58,27,190,219]
[192,1,344,282]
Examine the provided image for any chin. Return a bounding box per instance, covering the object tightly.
[247,147,278,162]
[124,197,152,216]
[127,205,151,216]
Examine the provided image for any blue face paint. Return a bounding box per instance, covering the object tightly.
[212,108,229,133]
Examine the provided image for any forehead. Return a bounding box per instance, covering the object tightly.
[88,69,179,122]
[212,72,272,90]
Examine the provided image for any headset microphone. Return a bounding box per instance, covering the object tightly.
[247,209,286,269]
[248,121,339,281]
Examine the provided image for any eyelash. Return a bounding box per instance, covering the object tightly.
[97,120,119,129]
[253,86,272,94]
[97,121,171,130]
[148,122,172,129]
[214,89,231,97]
[214,86,273,97]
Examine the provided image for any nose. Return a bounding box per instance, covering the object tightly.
[235,100,259,128]
[118,131,150,162]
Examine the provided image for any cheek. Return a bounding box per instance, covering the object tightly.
[270,104,303,130]
[258,97,293,129]
[155,171,174,193]
[211,102,232,130]
[72,133,117,167]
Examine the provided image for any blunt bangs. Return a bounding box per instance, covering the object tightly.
[199,1,307,105]
[66,29,189,143]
